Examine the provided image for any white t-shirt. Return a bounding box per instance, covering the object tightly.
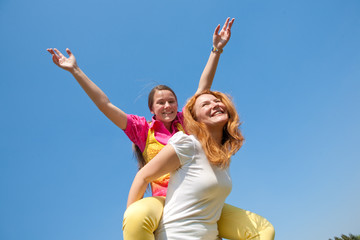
[154,131,232,240]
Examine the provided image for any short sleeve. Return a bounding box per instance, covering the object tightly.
[168,131,195,166]
[124,114,149,151]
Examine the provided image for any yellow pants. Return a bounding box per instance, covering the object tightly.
[123,197,275,240]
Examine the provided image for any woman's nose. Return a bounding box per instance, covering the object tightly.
[212,102,220,108]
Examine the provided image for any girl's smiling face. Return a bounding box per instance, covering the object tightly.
[151,90,178,124]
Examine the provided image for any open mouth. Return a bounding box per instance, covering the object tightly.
[162,111,175,117]
[211,109,225,117]
[163,111,174,115]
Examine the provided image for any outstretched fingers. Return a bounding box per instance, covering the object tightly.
[47,48,76,70]
[221,17,230,32]
[66,48,72,57]
[47,48,61,65]
[227,18,235,31]
[214,17,235,37]
[47,48,57,58]
[225,18,235,38]
[54,48,65,58]
[214,24,221,36]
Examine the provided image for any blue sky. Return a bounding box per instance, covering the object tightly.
[1,0,359,239]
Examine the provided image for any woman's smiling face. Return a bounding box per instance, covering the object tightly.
[193,93,228,129]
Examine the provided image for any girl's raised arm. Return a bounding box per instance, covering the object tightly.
[47,48,128,130]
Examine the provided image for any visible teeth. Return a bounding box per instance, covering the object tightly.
[212,111,223,116]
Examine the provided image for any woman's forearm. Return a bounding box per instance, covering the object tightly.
[197,51,221,94]
[127,144,181,208]
[127,173,149,208]
[196,17,234,94]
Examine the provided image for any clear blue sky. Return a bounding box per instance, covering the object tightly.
[1,0,359,239]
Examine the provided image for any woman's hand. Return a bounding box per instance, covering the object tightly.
[213,17,235,50]
[47,48,78,73]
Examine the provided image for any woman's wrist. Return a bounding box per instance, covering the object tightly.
[211,46,223,54]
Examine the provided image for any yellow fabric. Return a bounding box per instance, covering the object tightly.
[218,204,275,240]
[142,123,184,162]
[142,123,184,196]
[123,197,166,240]
[123,122,274,239]
[123,197,275,240]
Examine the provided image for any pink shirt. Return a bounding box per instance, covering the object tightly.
[124,112,184,153]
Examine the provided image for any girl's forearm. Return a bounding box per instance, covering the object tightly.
[70,66,111,109]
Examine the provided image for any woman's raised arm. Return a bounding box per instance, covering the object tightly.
[47,48,128,130]
[196,17,235,94]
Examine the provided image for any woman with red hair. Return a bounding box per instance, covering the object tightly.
[127,90,275,239]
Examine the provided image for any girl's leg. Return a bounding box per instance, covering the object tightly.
[123,196,165,240]
[218,203,275,240]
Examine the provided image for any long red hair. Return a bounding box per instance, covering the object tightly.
[183,90,244,168]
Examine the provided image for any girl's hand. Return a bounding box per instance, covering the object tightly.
[47,48,78,72]
[213,17,235,50]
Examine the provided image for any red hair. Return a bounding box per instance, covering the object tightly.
[183,90,244,168]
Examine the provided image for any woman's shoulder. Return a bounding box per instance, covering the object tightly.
[169,131,196,144]
[168,132,197,165]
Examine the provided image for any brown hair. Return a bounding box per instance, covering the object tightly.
[183,90,244,168]
[147,85,177,112]
[133,144,146,170]
[134,85,178,169]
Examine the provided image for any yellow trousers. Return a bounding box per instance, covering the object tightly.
[123,197,275,240]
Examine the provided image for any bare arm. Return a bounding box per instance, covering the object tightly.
[127,144,181,208]
[196,17,235,94]
[47,48,128,130]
